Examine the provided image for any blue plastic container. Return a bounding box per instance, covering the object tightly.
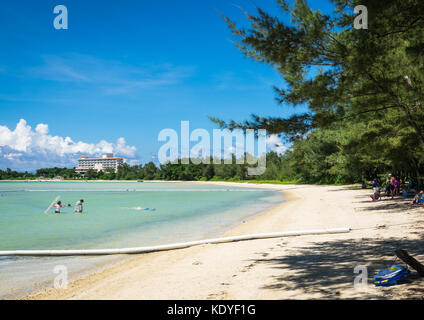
[374,265,410,286]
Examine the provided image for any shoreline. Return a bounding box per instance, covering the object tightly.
[25,182,424,299]
[0,179,301,184]
[23,182,291,300]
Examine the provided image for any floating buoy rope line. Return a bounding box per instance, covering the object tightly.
[0,228,351,256]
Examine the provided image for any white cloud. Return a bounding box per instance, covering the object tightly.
[127,159,140,166]
[30,54,195,96]
[0,119,137,171]
[4,153,22,160]
[266,134,287,155]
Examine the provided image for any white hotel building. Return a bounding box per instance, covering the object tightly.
[75,153,124,174]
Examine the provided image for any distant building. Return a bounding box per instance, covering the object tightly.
[75,153,124,174]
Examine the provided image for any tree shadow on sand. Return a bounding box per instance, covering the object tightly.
[251,236,424,299]
[327,186,364,191]
[355,198,423,213]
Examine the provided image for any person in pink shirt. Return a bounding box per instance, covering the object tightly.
[394,177,400,196]
[53,201,65,214]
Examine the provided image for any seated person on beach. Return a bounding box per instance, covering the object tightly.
[53,201,64,213]
[74,199,84,213]
[412,191,424,204]
[370,178,380,201]
[387,175,395,198]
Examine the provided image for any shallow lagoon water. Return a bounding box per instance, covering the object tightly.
[0,181,283,298]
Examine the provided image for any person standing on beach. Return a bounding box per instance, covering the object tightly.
[74,199,84,213]
[394,176,400,196]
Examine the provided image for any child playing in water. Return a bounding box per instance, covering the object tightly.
[53,201,64,213]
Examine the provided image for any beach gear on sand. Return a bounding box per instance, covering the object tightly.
[374,265,410,286]
[402,190,416,197]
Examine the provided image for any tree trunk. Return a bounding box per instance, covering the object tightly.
[395,249,424,276]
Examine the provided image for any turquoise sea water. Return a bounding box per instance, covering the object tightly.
[0,181,283,298]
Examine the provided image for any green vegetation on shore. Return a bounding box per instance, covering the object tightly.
[0,153,395,186]
[0,154,300,183]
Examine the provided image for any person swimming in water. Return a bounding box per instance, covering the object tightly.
[74,199,84,213]
[53,201,64,213]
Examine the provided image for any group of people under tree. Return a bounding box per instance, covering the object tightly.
[369,175,423,206]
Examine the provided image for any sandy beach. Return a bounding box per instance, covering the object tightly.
[26,182,424,300]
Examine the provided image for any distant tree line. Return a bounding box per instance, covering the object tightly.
[2,150,421,185]
[0,150,424,184]
[0,154,289,182]
[0,167,79,180]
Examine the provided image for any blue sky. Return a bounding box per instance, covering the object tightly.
[0,0,333,171]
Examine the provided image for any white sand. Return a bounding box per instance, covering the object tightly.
[26,183,424,300]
